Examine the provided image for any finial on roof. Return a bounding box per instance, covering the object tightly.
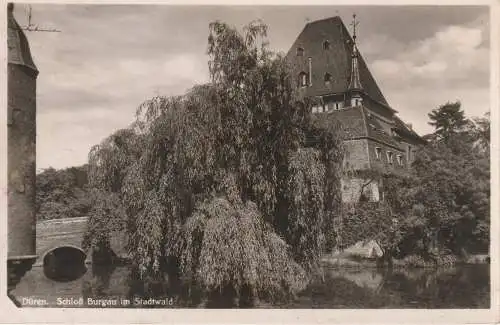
[350,13,359,42]
[348,13,363,101]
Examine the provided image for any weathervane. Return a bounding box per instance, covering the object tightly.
[19,4,61,33]
[350,13,359,41]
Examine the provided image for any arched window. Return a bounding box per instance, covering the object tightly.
[324,73,331,84]
[323,40,330,50]
[296,47,304,56]
[298,72,308,87]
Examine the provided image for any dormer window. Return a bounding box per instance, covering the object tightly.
[397,154,403,166]
[298,72,308,87]
[387,151,394,164]
[375,147,382,159]
[324,73,331,84]
[296,47,304,56]
[323,40,330,50]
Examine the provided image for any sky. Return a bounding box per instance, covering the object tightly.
[11,4,490,170]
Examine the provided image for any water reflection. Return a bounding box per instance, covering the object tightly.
[82,263,116,298]
[13,262,489,308]
[289,265,490,308]
[43,247,87,282]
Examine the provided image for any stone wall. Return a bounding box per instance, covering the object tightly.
[8,64,37,259]
[366,139,406,173]
[341,177,380,203]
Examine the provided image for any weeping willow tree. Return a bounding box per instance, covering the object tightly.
[85,20,343,306]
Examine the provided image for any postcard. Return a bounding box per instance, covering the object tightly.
[2,1,498,323]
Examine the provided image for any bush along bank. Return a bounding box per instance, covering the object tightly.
[321,249,489,269]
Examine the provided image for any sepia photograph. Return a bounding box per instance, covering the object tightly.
[4,1,497,320]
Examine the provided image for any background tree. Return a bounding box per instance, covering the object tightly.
[402,106,490,257]
[36,165,90,221]
[428,101,469,141]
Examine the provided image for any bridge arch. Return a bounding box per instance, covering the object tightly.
[36,216,128,281]
[42,245,87,282]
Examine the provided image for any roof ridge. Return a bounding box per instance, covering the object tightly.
[305,16,342,27]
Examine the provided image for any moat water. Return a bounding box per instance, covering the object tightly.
[12,264,489,308]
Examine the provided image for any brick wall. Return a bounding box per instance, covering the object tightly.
[343,139,370,170]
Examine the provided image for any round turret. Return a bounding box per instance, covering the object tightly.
[7,2,38,294]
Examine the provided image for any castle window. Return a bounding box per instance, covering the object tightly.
[298,72,308,87]
[375,147,382,159]
[397,154,403,165]
[387,151,394,164]
[296,47,304,56]
[323,40,330,50]
[324,73,331,84]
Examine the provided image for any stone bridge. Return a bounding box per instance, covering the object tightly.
[35,217,89,266]
[35,217,127,280]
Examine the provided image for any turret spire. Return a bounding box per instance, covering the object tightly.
[348,14,363,106]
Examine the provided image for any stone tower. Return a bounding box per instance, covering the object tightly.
[7,2,39,293]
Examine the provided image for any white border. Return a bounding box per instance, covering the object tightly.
[0,0,498,323]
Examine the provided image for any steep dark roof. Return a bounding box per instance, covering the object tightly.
[330,106,367,139]
[392,116,427,144]
[309,106,367,140]
[305,106,366,147]
[286,16,388,106]
[364,109,401,148]
[7,3,38,72]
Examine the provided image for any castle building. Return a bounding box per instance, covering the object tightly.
[286,16,425,202]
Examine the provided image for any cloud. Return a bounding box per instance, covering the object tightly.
[372,24,488,89]
[387,86,490,136]
[11,5,489,169]
[368,20,489,136]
